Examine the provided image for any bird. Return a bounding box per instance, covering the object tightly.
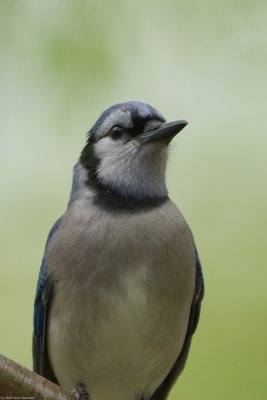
[33,101,204,400]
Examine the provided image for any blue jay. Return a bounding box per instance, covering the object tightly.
[33,101,204,400]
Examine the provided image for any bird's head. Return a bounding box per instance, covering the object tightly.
[80,101,188,210]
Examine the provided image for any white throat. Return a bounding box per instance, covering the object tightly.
[94,138,168,199]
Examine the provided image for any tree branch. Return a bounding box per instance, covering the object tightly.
[0,354,74,399]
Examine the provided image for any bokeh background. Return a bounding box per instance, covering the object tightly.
[1,1,267,399]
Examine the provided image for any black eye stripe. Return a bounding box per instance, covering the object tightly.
[89,116,165,143]
[127,120,163,138]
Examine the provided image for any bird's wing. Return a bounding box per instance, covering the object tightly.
[149,248,204,400]
[32,217,62,382]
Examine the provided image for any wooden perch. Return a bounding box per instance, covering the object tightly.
[0,354,74,399]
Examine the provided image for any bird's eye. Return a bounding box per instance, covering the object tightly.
[109,126,124,140]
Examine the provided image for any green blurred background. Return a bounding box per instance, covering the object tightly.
[0,1,266,399]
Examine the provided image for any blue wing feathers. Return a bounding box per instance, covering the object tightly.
[33,217,62,381]
[34,217,62,300]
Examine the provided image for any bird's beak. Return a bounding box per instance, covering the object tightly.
[140,120,188,144]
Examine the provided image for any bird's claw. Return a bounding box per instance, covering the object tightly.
[72,383,91,400]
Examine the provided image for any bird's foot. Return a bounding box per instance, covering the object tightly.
[72,383,91,400]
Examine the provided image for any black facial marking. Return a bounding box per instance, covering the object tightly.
[127,109,165,138]
[80,135,99,183]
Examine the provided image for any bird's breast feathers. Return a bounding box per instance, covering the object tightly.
[46,199,195,399]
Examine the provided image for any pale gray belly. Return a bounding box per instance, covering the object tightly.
[47,258,194,400]
[46,199,196,399]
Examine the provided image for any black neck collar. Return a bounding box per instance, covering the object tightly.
[91,180,169,213]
